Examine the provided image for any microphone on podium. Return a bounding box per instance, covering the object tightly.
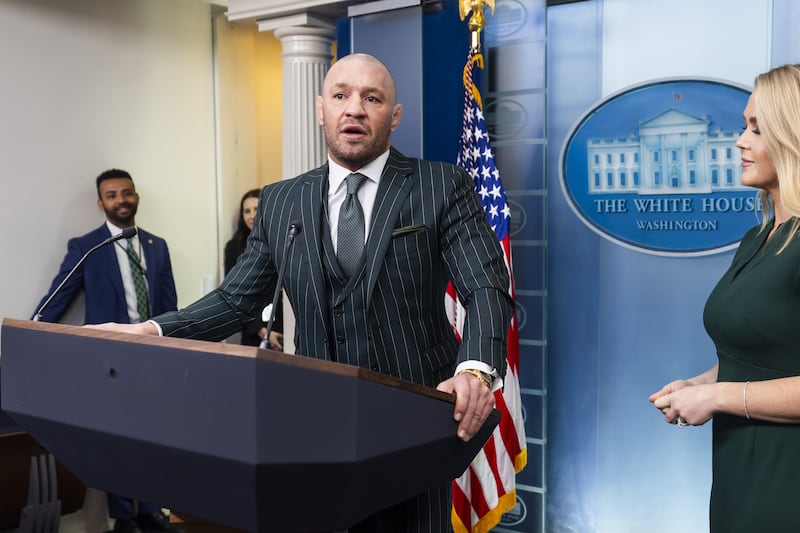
[33,226,138,322]
[259,221,302,350]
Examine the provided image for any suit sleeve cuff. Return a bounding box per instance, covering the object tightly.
[455,361,503,392]
[147,319,164,336]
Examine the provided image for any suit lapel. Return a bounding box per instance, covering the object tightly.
[293,151,414,323]
[362,148,415,303]
[294,168,331,337]
[98,225,128,307]
[137,229,157,303]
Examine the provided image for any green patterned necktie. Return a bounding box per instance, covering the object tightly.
[126,238,150,321]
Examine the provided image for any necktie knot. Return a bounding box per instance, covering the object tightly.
[346,172,367,195]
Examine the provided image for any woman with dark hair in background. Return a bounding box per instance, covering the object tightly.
[224,188,283,349]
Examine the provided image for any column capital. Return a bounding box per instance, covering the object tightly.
[271,23,335,59]
[262,15,336,35]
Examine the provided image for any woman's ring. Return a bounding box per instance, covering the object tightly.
[676,417,687,428]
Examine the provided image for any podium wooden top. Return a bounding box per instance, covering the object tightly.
[1,317,455,403]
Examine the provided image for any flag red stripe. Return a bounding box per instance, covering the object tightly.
[452,478,473,531]
[495,388,522,461]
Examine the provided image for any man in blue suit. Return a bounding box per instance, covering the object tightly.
[35,169,180,533]
[93,55,513,532]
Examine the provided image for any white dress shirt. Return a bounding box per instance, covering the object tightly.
[106,221,149,324]
[326,150,390,252]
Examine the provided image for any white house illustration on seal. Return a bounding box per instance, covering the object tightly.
[586,108,746,195]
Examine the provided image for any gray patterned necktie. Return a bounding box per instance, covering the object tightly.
[127,239,150,321]
[337,172,368,278]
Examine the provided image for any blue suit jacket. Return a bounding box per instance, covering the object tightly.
[34,224,177,324]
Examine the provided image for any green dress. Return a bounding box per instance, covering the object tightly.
[704,220,800,532]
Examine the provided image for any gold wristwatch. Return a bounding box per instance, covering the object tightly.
[458,368,493,389]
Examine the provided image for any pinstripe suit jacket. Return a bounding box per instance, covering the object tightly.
[157,148,513,386]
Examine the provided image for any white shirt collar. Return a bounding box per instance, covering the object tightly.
[106,220,140,247]
[106,220,126,237]
[327,149,391,193]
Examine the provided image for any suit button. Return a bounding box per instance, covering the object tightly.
[370,364,379,371]
[336,335,345,344]
[333,308,343,318]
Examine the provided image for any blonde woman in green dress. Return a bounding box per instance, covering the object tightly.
[650,64,800,533]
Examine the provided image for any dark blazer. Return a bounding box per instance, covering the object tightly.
[157,148,513,382]
[34,224,177,324]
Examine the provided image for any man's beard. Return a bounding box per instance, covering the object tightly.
[105,203,137,226]
[325,120,392,170]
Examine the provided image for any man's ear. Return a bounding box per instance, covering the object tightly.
[316,95,324,126]
[390,103,403,132]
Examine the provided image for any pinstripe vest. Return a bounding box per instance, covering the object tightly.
[321,197,378,373]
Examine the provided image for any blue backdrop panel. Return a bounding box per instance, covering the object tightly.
[548,2,729,532]
[350,6,423,158]
[547,3,602,531]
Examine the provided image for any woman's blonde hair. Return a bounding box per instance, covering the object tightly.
[752,64,800,251]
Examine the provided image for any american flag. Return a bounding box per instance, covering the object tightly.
[447,47,527,533]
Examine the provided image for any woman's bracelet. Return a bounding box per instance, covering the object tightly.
[743,381,751,420]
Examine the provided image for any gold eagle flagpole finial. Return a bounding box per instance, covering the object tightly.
[459,0,495,49]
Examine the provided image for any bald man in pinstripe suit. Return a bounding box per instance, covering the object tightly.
[98,54,513,532]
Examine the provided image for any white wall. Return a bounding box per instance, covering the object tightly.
[0,0,218,321]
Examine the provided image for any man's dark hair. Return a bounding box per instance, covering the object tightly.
[96,168,133,198]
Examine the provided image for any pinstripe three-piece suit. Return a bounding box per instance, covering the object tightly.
[155,148,513,532]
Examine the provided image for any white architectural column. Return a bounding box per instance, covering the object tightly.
[272,25,335,179]
[258,21,335,354]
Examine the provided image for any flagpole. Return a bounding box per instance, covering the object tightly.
[458,0,494,50]
[451,2,527,533]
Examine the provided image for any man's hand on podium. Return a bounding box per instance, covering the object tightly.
[436,372,496,443]
[85,321,159,336]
